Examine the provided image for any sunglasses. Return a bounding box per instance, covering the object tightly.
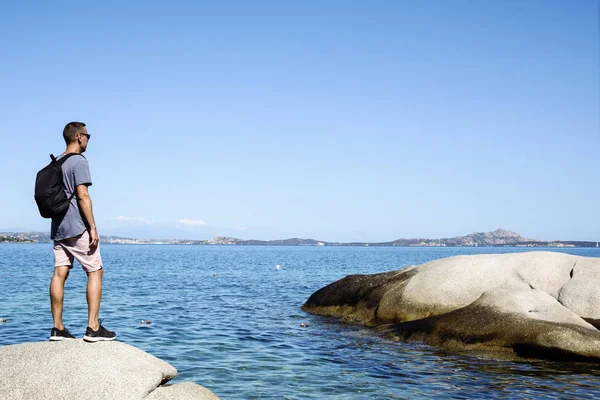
[79,132,91,140]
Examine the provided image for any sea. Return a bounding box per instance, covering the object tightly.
[2,244,600,399]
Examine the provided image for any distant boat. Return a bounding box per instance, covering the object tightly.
[597,242,599,248]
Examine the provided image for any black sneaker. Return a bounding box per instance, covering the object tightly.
[83,322,116,342]
[49,327,76,341]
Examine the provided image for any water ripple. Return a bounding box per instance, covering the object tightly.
[2,244,600,398]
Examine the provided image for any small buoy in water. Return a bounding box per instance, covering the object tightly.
[1,319,7,323]
[300,323,305,327]
[145,320,151,324]
[140,320,145,325]
[276,265,281,270]
[212,274,216,277]
[305,323,310,327]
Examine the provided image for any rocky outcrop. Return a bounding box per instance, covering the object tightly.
[303,251,600,361]
[146,382,220,399]
[0,340,220,399]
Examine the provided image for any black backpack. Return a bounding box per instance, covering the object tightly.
[34,153,84,218]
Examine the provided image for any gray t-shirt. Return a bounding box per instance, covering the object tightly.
[50,154,92,241]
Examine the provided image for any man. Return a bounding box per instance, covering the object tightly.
[49,121,116,342]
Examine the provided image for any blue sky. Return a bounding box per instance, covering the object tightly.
[1,1,598,242]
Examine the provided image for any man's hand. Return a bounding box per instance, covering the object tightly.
[89,227,99,248]
[76,184,99,248]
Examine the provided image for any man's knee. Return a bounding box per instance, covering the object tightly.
[87,267,103,278]
[53,266,71,280]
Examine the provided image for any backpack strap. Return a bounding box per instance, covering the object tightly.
[67,190,78,202]
[51,153,86,165]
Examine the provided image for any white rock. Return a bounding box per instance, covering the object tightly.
[0,340,219,400]
[304,251,600,360]
[474,287,594,329]
[558,278,600,319]
[377,252,583,321]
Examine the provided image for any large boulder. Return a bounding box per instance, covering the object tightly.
[0,340,220,399]
[302,251,600,361]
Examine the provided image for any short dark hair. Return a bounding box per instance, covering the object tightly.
[63,121,86,144]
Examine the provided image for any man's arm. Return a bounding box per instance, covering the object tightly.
[76,184,99,247]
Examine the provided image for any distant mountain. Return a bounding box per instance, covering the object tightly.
[385,228,534,247]
[1,229,597,247]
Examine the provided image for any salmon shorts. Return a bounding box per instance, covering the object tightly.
[53,230,103,272]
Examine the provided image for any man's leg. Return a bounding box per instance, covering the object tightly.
[84,266,116,341]
[50,266,70,330]
[77,232,115,342]
[86,268,103,331]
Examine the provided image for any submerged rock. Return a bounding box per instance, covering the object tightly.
[0,340,220,399]
[302,251,600,361]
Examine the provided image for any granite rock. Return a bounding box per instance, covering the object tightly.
[0,340,219,399]
[303,251,600,361]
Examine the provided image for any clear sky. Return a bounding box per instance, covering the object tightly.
[1,0,598,242]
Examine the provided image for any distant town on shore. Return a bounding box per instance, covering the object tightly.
[1,228,598,247]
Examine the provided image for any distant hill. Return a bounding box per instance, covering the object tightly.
[1,228,597,247]
[0,235,33,243]
[383,228,534,247]
[1,231,50,243]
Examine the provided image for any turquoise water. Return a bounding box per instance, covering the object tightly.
[2,244,600,399]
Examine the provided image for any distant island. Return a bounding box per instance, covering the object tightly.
[1,228,598,247]
[0,235,33,243]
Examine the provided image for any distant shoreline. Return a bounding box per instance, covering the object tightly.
[1,228,598,248]
[2,242,599,249]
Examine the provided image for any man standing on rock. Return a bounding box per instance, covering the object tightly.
[49,121,116,342]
